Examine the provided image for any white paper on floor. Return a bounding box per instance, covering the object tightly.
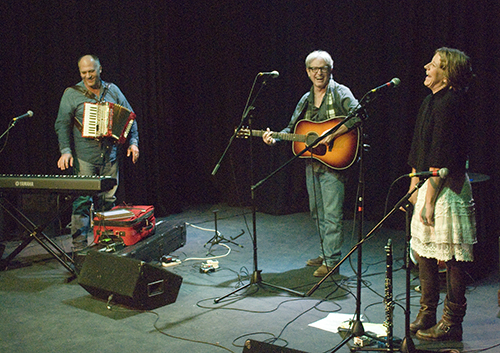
[308,313,386,337]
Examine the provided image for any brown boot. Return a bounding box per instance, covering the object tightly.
[410,306,437,334]
[410,256,440,333]
[416,297,466,341]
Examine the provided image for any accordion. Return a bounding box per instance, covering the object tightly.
[82,102,136,144]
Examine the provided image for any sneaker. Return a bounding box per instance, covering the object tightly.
[306,257,323,266]
[313,264,340,277]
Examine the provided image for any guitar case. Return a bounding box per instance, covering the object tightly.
[93,205,155,246]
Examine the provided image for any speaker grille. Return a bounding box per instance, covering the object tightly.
[78,250,182,309]
[79,251,144,297]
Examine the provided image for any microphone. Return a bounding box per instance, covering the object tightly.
[12,110,34,121]
[407,168,449,179]
[258,70,279,78]
[370,78,401,93]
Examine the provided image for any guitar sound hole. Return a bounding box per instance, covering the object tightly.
[305,133,319,146]
[305,133,327,156]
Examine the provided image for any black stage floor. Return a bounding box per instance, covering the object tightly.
[1,203,499,353]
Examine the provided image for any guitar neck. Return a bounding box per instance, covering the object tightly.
[248,130,305,142]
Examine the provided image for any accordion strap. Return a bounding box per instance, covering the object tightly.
[73,116,83,133]
[69,82,111,101]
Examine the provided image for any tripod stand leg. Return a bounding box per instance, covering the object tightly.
[260,280,306,297]
[204,209,243,252]
[329,332,356,352]
[204,210,221,248]
[214,268,305,304]
[399,337,416,353]
[214,197,306,303]
[214,270,262,303]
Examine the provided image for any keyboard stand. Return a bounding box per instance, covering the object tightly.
[0,194,76,275]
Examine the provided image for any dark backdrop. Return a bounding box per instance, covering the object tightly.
[1,1,498,241]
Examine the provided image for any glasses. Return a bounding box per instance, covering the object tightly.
[308,66,330,74]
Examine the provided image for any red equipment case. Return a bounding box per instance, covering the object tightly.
[93,205,155,246]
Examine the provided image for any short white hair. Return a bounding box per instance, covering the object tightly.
[305,50,334,69]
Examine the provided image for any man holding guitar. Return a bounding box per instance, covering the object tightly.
[262,50,360,277]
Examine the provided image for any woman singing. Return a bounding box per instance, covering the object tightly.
[407,47,476,341]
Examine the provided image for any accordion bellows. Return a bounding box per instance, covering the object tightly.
[82,102,136,144]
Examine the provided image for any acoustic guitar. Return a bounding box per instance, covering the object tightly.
[236,117,360,170]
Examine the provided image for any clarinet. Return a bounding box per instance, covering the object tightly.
[384,239,394,351]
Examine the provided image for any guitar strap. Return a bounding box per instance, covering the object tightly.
[325,92,336,119]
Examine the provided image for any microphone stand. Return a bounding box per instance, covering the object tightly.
[214,73,305,303]
[400,202,417,353]
[209,75,269,253]
[212,74,269,177]
[304,107,368,350]
[316,179,425,352]
[0,118,22,142]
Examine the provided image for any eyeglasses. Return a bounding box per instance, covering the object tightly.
[308,66,330,74]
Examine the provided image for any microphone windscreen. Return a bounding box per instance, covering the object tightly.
[439,168,449,178]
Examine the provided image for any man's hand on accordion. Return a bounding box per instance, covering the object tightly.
[127,145,139,164]
[57,153,74,171]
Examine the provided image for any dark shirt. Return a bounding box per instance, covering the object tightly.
[408,88,469,175]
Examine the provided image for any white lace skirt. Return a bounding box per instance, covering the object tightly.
[410,175,476,262]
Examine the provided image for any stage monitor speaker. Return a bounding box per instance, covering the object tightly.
[78,250,182,310]
[242,339,308,353]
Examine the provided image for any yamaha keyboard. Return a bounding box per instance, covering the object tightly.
[0,174,117,193]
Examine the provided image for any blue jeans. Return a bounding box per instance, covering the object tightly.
[306,161,345,266]
[71,158,118,235]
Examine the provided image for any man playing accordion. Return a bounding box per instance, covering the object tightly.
[55,54,139,252]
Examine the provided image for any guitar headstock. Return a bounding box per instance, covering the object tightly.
[235,127,251,139]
